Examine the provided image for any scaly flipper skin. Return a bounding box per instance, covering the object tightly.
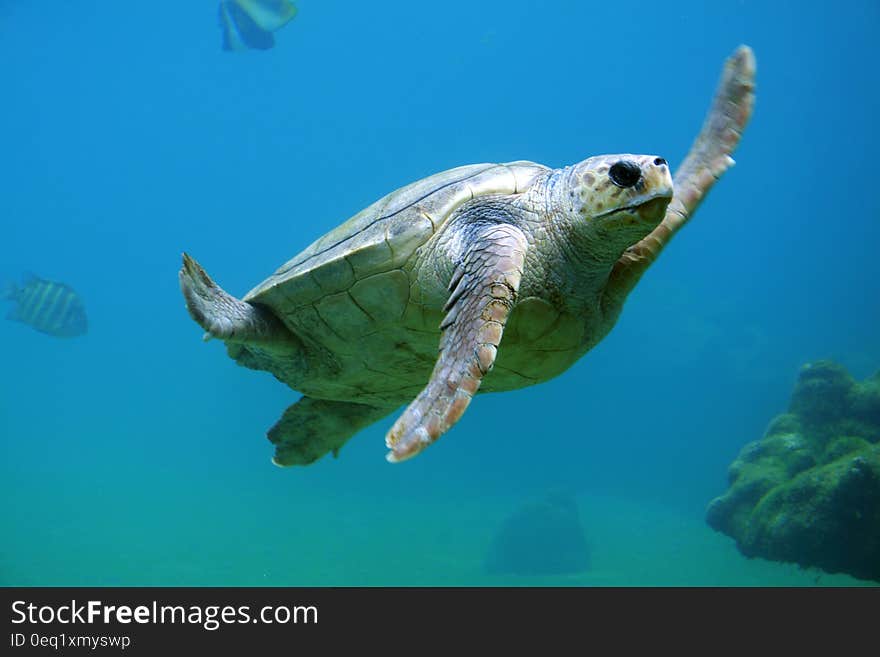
[270,397,394,466]
[385,223,529,462]
[179,253,290,343]
[605,45,756,304]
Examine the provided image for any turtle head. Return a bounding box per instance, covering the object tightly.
[552,154,673,257]
[567,154,672,228]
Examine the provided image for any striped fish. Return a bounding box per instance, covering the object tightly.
[2,275,88,338]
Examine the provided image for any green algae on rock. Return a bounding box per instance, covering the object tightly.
[707,361,880,582]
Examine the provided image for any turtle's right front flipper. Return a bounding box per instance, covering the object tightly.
[179,253,289,343]
[385,222,528,463]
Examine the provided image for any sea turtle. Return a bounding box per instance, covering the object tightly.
[180,46,755,466]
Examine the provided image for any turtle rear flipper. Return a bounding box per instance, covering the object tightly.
[269,397,393,466]
[179,253,290,344]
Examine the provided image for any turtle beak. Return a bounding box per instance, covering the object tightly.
[630,194,672,223]
[594,189,672,224]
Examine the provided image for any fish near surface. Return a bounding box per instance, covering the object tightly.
[218,0,297,52]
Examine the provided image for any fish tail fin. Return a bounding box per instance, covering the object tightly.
[1,281,17,300]
[220,0,277,51]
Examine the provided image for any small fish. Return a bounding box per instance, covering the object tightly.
[218,0,297,52]
[2,275,88,338]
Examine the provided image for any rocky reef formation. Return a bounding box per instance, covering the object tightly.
[707,361,880,582]
[484,491,590,576]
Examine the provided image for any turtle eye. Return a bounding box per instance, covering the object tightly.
[608,160,641,188]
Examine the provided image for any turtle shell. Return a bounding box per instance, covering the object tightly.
[244,161,548,328]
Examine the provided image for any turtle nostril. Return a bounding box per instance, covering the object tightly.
[608,160,641,188]
[653,157,667,167]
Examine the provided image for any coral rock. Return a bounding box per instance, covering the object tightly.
[707,361,880,582]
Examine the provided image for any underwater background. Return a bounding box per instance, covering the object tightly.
[1,0,878,586]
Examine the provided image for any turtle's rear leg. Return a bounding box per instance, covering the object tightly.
[179,253,288,343]
[269,397,394,466]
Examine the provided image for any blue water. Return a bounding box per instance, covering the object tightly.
[1,0,878,586]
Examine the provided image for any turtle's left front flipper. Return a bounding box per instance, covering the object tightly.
[605,45,756,303]
[385,223,528,462]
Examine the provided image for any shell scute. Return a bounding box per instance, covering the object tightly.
[244,161,549,330]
